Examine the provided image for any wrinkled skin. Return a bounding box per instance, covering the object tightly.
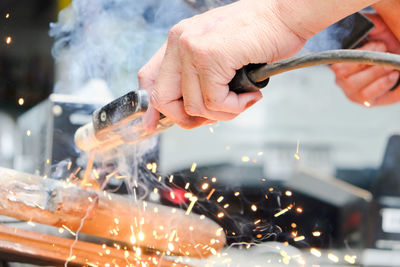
[139,0,379,130]
[331,14,400,107]
[139,0,306,130]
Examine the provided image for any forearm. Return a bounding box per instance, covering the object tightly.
[373,0,400,40]
[268,0,382,40]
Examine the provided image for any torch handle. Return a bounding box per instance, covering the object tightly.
[228,63,270,93]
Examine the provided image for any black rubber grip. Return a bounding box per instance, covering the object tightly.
[228,63,270,93]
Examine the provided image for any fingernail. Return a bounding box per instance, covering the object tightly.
[245,99,258,109]
[389,71,400,82]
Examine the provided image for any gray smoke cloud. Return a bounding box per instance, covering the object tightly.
[49,0,198,97]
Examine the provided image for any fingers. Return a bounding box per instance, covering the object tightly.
[180,54,239,121]
[150,20,263,128]
[364,13,400,54]
[138,43,167,132]
[331,42,387,79]
[368,71,400,105]
[330,41,400,106]
[151,23,208,129]
[337,65,393,97]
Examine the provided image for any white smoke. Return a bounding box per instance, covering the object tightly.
[50,0,197,97]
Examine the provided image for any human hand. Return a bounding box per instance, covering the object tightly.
[138,0,307,130]
[331,14,400,107]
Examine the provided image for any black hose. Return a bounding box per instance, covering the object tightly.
[248,50,400,83]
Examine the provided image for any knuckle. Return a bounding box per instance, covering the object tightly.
[137,68,147,82]
[203,95,221,110]
[184,102,203,116]
[179,35,211,62]
[169,19,189,39]
[382,75,395,87]
[149,89,163,108]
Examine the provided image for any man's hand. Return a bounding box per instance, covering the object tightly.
[331,14,400,107]
[139,0,306,130]
[139,0,379,130]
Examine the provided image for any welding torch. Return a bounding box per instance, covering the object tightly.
[75,50,400,152]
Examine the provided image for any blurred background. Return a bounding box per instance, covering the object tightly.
[1,0,400,266]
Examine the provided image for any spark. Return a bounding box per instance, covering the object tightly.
[234,191,240,197]
[146,163,152,170]
[251,204,257,212]
[217,212,224,218]
[58,228,64,234]
[294,139,300,160]
[257,151,263,156]
[209,126,214,133]
[105,249,110,255]
[190,162,197,172]
[297,258,306,265]
[217,196,224,203]
[210,248,217,255]
[216,228,223,237]
[211,177,217,183]
[241,156,250,162]
[92,169,99,179]
[274,205,292,217]
[285,190,292,197]
[169,229,177,242]
[67,161,72,170]
[138,232,145,241]
[5,13,10,19]
[62,225,76,236]
[344,255,356,264]
[200,215,205,219]
[5,36,12,45]
[136,247,142,257]
[26,130,31,136]
[294,236,305,242]
[185,196,198,215]
[185,182,190,189]
[18,98,24,106]
[27,221,35,227]
[201,182,209,190]
[363,101,371,107]
[151,162,157,173]
[291,223,297,228]
[206,188,215,200]
[189,226,194,231]
[223,203,229,208]
[225,146,231,150]
[168,243,175,251]
[312,231,321,237]
[130,235,136,244]
[328,253,339,263]
[66,255,76,261]
[296,207,303,213]
[114,218,119,225]
[169,175,174,183]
